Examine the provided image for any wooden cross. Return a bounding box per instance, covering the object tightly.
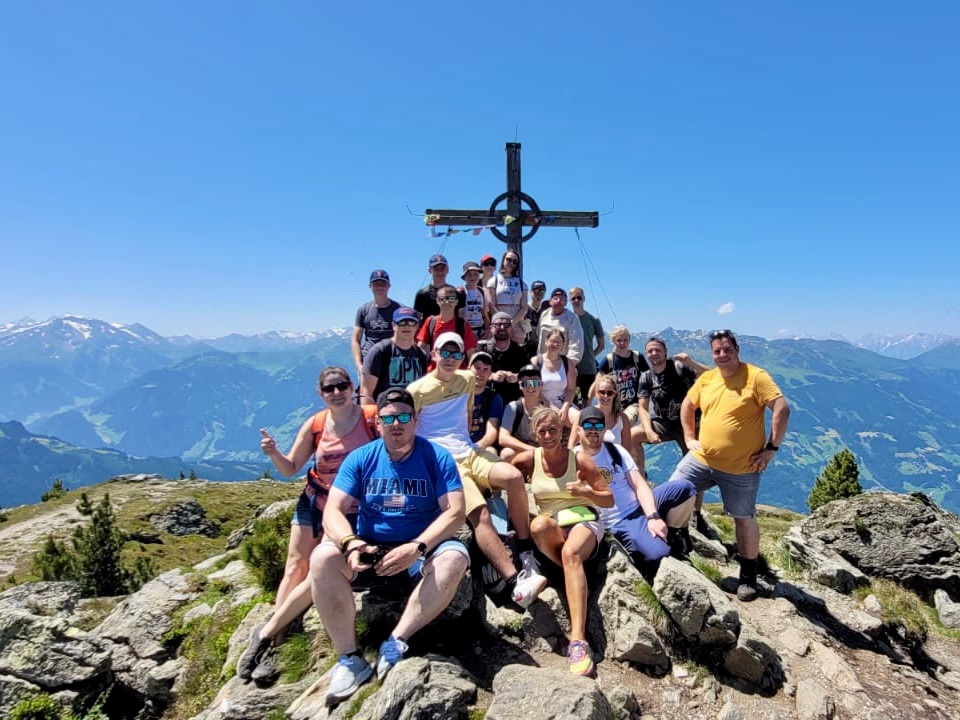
[425,142,599,274]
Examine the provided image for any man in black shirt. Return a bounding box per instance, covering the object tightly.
[477,311,530,404]
[637,336,708,454]
[413,254,463,326]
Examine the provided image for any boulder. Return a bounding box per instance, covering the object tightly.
[150,498,220,537]
[486,664,613,719]
[195,675,313,720]
[721,622,783,692]
[0,581,81,619]
[783,526,869,593]
[653,557,739,647]
[226,500,297,549]
[351,655,477,720]
[935,589,960,629]
[596,551,670,674]
[797,492,960,598]
[795,678,835,720]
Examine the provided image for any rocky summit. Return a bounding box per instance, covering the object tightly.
[1,483,960,719]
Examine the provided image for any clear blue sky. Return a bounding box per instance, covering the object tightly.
[2,2,958,340]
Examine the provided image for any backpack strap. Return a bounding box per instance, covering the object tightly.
[509,399,524,436]
[604,441,624,473]
[605,352,614,370]
[310,409,329,450]
[360,404,380,440]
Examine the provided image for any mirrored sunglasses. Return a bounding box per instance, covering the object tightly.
[379,413,413,425]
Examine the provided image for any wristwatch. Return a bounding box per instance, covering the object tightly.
[411,541,428,556]
[646,511,661,521]
[765,441,779,452]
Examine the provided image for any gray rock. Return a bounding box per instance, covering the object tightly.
[935,589,960,629]
[486,664,613,719]
[783,525,868,593]
[351,655,477,720]
[196,674,313,720]
[690,527,731,563]
[207,560,252,585]
[150,498,220,537]
[653,557,739,647]
[716,701,745,720]
[226,500,297,549]
[183,602,214,624]
[862,593,882,614]
[722,622,783,691]
[596,552,670,674]
[0,673,47,719]
[795,678,835,720]
[607,685,641,720]
[0,581,81,619]
[798,492,960,598]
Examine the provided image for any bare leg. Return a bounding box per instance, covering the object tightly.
[561,525,598,641]
[310,543,358,654]
[665,496,696,528]
[276,524,319,607]
[734,517,759,559]
[468,506,518,580]
[392,550,468,640]
[488,462,532,540]
[262,576,314,640]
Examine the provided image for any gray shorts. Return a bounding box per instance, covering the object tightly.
[667,454,759,518]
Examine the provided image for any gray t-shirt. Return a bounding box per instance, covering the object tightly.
[576,311,604,374]
[501,400,536,444]
[355,300,400,358]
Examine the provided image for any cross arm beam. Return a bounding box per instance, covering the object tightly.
[424,209,598,228]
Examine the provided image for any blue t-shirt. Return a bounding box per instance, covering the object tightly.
[333,436,462,542]
[469,387,505,443]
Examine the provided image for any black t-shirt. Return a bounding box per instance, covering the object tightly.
[413,285,465,327]
[477,339,530,403]
[597,351,649,407]
[361,339,428,401]
[638,361,697,422]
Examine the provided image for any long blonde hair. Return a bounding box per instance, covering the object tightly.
[589,373,622,416]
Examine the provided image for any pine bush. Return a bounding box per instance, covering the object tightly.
[808,448,862,512]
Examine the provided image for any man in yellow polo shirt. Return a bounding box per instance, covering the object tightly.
[667,330,790,601]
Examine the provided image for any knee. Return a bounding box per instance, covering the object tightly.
[500,465,524,490]
[529,514,552,537]
[560,542,582,566]
[500,447,517,461]
[308,543,341,578]
[434,550,469,580]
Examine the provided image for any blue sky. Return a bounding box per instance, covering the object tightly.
[2,2,958,340]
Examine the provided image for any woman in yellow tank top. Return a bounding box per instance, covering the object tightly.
[512,406,613,677]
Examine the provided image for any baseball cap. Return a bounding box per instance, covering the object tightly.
[480,254,496,265]
[550,287,567,298]
[491,311,512,324]
[461,261,481,279]
[531,280,546,291]
[517,364,541,380]
[578,406,605,426]
[433,331,465,351]
[470,350,493,366]
[429,254,449,268]
[377,387,415,410]
[392,306,420,323]
[369,269,390,283]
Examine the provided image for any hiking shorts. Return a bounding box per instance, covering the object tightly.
[456,447,502,515]
[668,454,759,518]
[610,479,697,561]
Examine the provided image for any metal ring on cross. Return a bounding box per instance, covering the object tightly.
[487,191,542,243]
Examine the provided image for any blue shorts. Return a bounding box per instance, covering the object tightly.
[668,454,759,518]
[609,480,696,561]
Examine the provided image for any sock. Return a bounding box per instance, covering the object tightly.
[739,557,758,584]
[505,572,518,589]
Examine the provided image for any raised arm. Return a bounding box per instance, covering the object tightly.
[259,416,315,478]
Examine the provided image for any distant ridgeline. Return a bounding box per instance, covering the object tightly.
[1,316,959,511]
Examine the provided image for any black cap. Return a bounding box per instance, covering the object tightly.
[377,388,415,410]
[550,287,566,298]
[578,406,605,426]
[517,364,541,380]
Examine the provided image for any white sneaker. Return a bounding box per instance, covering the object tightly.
[511,568,548,609]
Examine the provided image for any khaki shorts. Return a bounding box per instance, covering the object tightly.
[456,447,502,515]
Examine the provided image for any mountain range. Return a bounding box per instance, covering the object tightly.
[1,315,959,512]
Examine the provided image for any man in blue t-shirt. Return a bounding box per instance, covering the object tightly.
[310,388,468,706]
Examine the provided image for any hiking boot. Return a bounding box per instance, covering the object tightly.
[567,639,595,676]
[693,510,710,534]
[511,568,548,609]
[667,527,692,560]
[326,654,373,706]
[736,578,759,602]
[375,636,409,680]
[237,624,270,681]
[251,646,280,684]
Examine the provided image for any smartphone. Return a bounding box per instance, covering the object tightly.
[358,546,387,565]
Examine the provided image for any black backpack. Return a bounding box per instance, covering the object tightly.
[426,315,466,345]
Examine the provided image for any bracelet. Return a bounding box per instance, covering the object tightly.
[339,534,359,554]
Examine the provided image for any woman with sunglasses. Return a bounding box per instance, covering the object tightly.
[532,328,578,428]
[499,364,550,460]
[568,373,638,464]
[512,407,612,676]
[485,250,529,344]
[240,367,378,683]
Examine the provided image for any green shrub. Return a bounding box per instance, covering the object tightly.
[33,535,77,581]
[41,479,67,503]
[808,448,862,512]
[10,693,65,720]
[241,509,293,591]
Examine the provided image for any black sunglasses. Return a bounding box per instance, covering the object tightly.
[320,380,351,394]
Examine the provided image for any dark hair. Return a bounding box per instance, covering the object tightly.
[376,387,415,410]
[645,336,667,351]
[499,250,520,276]
[318,366,352,387]
[708,329,739,351]
[437,284,458,297]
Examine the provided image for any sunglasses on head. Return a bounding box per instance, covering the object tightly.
[520,379,541,389]
[581,420,605,430]
[379,412,413,425]
[320,380,351,394]
[709,329,735,341]
[439,349,465,360]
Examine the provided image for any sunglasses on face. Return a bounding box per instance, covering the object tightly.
[396,319,418,327]
[437,296,458,303]
[320,381,351,394]
[439,349,465,360]
[535,425,560,437]
[379,413,413,425]
[492,322,511,328]
[482,260,496,267]
[570,295,584,301]
[504,257,518,264]
[581,421,605,430]
[520,379,541,389]
[597,389,616,398]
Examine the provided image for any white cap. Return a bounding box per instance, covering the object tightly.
[433,331,465,351]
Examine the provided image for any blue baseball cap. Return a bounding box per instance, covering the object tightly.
[428,254,448,268]
[392,306,420,323]
[369,269,390,283]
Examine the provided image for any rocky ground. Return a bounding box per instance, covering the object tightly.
[2,483,960,719]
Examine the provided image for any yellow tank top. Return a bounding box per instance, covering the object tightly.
[530,448,583,516]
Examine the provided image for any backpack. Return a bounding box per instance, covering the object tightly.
[307,405,379,492]
[426,315,466,345]
[605,350,641,372]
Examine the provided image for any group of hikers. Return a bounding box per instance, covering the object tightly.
[241,249,791,705]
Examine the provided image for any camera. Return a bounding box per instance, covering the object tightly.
[358,546,388,566]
